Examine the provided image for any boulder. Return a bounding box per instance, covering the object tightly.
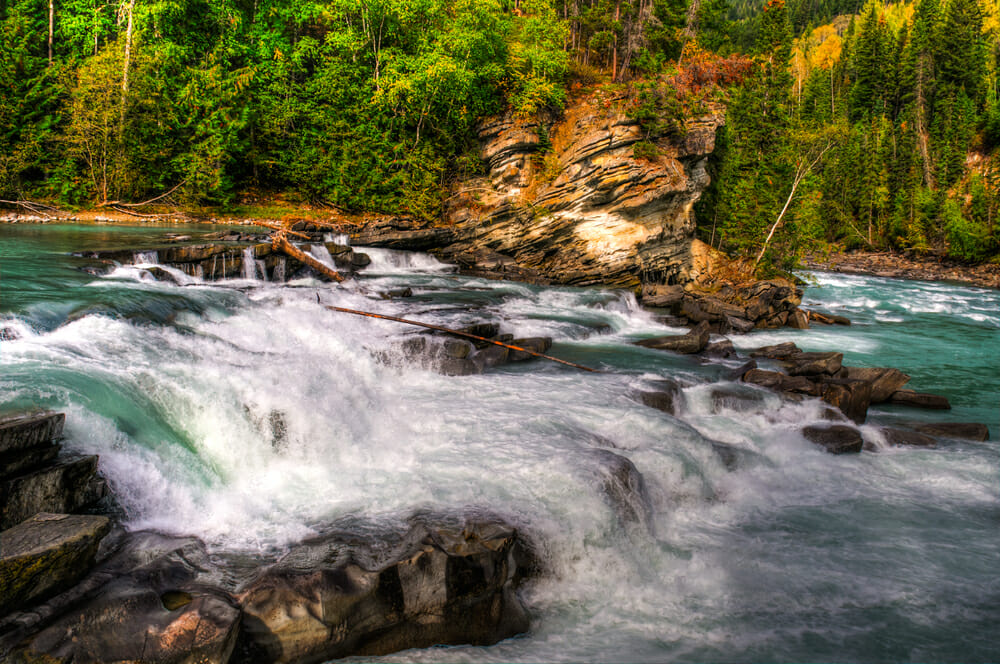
[843,367,911,403]
[232,515,531,664]
[802,425,864,454]
[786,308,810,329]
[749,342,801,360]
[726,359,757,380]
[702,339,736,358]
[820,379,872,424]
[880,428,937,448]
[784,352,843,376]
[680,295,746,323]
[9,532,241,664]
[509,337,553,362]
[471,345,511,371]
[0,411,65,456]
[640,284,684,309]
[888,390,951,410]
[914,422,989,441]
[580,449,654,532]
[0,513,111,615]
[634,321,711,354]
[806,310,851,326]
[710,386,767,413]
[1,326,22,341]
[633,380,684,416]
[741,369,820,396]
[0,455,106,530]
[720,314,756,335]
[380,287,413,299]
[0,442,61,480]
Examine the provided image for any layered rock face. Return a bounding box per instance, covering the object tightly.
[354,95,724,290]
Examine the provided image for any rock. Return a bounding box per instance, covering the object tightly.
[0,455,105,530]
[806,310,851,326]
[232,514,531,664]
[720,314,756,335]
[635,320,711,354]
[784,352,843,376]
[749,342,801,360]
[710,386,767,413]
[509,337,553,362]
[786,308,810,329]
[442,339,474,359]
[471,344,511,371]
[633,380,684,416]
[9,532,242,664]
[0,442,62,480]
[702,339,736,358]
[143,266,182,285]
[914,422,989,441]
[741,369,820,396]
[0,513,111,615]
[0,411,65,456]
[581,449,654,532]
[461,323,501,340]
[888,389,951,410]
[438,358,481,376]
[820,379,872,424]
[726,359,757,380]
[640,284,684,309]
[843,367,911,403]
[0,326,20,341]
[381,287,413,299]
[802,425,864,454]
[680,295,746,323]
[880,428,937,448]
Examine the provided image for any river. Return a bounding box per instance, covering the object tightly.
[1,223,997,662]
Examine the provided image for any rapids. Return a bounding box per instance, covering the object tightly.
[1,224,997,662]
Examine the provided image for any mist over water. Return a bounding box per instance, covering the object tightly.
[1,224,998,662]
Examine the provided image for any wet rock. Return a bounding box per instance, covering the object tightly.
[509,337,552,362]
[438,358,481,376]
[880,427,937,448]
[633,380,684,416]
[0,455,106,530]
[726,359,757,380]
[0,326,20,341]
[680,295,746,323]
[461,323,501,344]
[806,309,851,326]
[142,266,182,285]
[634,320,711,354]
[702,339,736,358]
[784,352,843,376]
[914,422,989,441]
[741,369,820,396]
[749,342,801,360]
[786,308,810,329]
[9,532,241,664]
[710,386,767,413]
[0,411,65,456]
[640,284,684,309]
[581,449,654,532]
[802,425,864,454]
[888,390,951,410]
[471,344,511,371]
[820,379,872,424]
[843,367,911,403]
[232,515,531,664]
[0,513,111,615]
[720,314,756,335]
[380,287,413,299]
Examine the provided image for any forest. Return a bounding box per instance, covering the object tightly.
[1,0,998,266]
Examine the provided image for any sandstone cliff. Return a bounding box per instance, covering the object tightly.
[352,92,724,290]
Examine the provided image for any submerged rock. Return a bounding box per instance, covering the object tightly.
[880,427,937,448]
[888,390,951,410]
[913,422,989,441]
[633,379,684,416]
[580,449,654,533]
[802,425,864,454]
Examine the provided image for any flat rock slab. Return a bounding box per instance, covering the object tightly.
[784,352,843,376]
[749,342,801,360]
[742,369,820,396]
[914,422,990,441]
[880,428,937,448]
[635,321,710,354]
[0,412,64,456]
[0,513,110,615]
[843,367,911,403]
[802,425,864,454]
[0,455,104,530]
[888,390,951,410]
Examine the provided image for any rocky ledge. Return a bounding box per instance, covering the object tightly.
[801,250,1000,290]
[0,412,539,664]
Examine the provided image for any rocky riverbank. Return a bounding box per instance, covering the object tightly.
[801,250,1000,290]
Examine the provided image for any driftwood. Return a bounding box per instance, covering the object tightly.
[254,220,312,240]
[272,233,344,282]
[0,199,58,217]
[326,305,599,373]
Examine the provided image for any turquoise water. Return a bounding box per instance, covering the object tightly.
[1,224,998,662]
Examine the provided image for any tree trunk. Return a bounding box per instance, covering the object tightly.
[120,0,135,122]
[48,0,53,64]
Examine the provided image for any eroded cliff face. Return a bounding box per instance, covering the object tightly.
[351,93,724,290]
[438,96,723,289]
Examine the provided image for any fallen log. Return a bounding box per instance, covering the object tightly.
[254,220,312,240]
[326,305,599,372]
[273,233,344,282]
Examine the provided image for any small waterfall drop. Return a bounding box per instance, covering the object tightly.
[132,250,159,265]
[241,247,258,281]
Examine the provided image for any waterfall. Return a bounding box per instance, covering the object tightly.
[242,247,257,280]
[308,244,336,269]
[132,250,159,265]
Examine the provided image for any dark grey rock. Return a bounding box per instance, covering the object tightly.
[634,320,711,354]
[880,427,937,448]
[581,449,654,532]
[633,380,684,416]
[802,425,864,454]
[913,422,989,441]
[888,390,951,410]
[0,455,104,530]
[509,337,553,362]
[0,412,64,456]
